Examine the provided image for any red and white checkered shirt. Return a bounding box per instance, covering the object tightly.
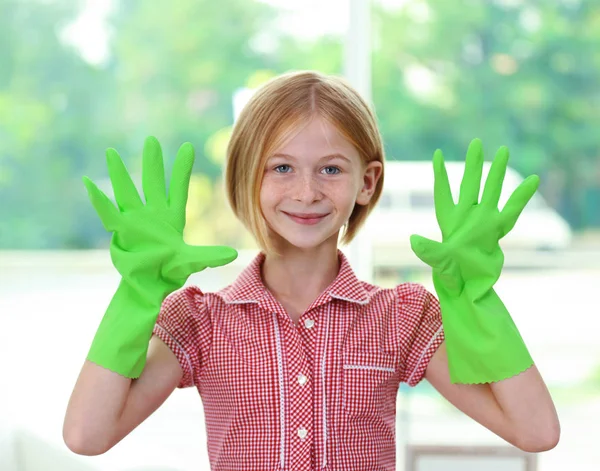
[153,249,444,471]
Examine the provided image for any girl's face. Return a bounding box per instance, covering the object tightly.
[260,116,382,252]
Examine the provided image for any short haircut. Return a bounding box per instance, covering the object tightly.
[225,70,385,255]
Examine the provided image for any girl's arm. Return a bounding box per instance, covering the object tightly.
[63,335,182,455]
[424,341,560,453]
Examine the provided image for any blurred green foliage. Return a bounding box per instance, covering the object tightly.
[1,0,599,249]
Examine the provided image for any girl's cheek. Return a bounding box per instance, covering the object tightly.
[261,180,288,198]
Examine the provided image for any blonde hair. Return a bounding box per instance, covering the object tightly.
[225,70,385,255]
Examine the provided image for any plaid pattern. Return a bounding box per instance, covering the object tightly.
[153,249,444,470]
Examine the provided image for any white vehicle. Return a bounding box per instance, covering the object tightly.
[363,160,572,251]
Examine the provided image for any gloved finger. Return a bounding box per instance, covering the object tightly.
[457,138,484,209]
[481,146,509,209]
[106,148,144,212]
[499,174,540,238]
[163,245,238,281]
[142,136,168,208]
[82,176,121,232]
[433,149,455,229]
[410,234,447,269]
[168,142,195,215]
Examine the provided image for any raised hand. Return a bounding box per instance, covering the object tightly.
[409,138,538,383]
[82,136,237,378]
[83,136,237,288]
[410,138,539,298]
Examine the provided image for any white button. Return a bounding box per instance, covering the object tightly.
[297,427,308,439]
[304,318,315,329]
[298,374,307,386]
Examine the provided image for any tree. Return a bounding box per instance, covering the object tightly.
[371,0,600,229]
[0,0,112,248]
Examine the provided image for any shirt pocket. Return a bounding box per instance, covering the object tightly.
[342,349,398,417]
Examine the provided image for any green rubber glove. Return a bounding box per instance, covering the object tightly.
[83,136,237,378]
[410,138,538,384]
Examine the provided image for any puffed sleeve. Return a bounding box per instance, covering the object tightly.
[396,282,445,386]
[152,285,212,388]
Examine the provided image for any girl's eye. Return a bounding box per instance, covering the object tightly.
[274,164,292,173]
[272,165,341,174]
[323,166,341,175]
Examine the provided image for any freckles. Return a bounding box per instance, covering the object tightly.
[261,182,285,201]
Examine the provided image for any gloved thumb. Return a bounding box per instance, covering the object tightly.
[410,234,447,269]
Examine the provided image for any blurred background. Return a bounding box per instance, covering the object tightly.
[1,0,599,469]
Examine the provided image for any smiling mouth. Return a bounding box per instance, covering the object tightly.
[283,212,329,225]
[284,212,328,219]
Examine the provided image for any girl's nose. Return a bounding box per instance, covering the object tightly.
[292,174,322,203]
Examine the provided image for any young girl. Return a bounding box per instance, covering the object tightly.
[64,70,560,470]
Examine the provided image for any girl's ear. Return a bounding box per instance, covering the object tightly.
[356,161,383,205]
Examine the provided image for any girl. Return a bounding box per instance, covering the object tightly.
[64,70,560,470]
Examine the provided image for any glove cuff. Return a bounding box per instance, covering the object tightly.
[435,283,534,384]
[86,277,174,378]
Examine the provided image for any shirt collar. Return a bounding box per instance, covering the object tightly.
[220,249,371,311]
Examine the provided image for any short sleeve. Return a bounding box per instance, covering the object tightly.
[396,282,445,387]
[152,285,211,388]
